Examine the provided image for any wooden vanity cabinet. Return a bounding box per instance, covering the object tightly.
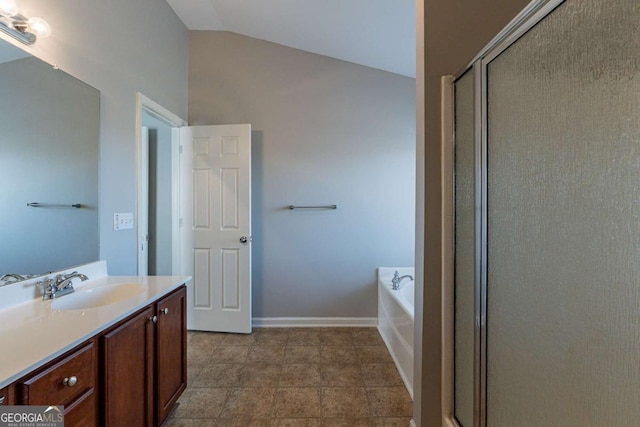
[17,339,98,426]
[0,384,15,406]
[155,286,187,425]
[100,285,187,427]
[101,306,155,427]
[0,284,186,427]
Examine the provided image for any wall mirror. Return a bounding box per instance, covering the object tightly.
[0,38,100,285]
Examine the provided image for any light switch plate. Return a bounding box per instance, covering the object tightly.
[114,212,134,230]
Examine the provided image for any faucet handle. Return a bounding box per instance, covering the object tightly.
[37,278,57,299]
[38,278,55,289]
[391,271,402,290]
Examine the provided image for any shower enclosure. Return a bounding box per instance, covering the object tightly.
[450,0,640,425]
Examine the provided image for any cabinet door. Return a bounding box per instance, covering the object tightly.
[0,385,15,406]
[101,306,155,427]
[156,286,187,424]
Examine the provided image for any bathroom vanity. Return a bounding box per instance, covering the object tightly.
[0,261,190,426]
[102,285,186,426]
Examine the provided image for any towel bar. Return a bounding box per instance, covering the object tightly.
[288,204,337,210]
[27,202,82,208]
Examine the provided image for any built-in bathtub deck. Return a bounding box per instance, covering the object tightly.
[377,267,415,399]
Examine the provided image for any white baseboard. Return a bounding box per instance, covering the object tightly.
[252,317,377,328]
[410,419,416,427]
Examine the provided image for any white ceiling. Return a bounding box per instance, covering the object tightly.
[166,0,416,78]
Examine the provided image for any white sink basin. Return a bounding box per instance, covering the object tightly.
[52,283,146,310]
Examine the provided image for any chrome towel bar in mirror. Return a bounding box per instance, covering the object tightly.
[288,205,337,210]
[27,202,83,209]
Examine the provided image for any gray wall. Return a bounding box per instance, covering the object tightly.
[416,0,532,424]
[0,57,99,274]
[5,0,189,274]
[189,31,415,318]
[143,111,174,276]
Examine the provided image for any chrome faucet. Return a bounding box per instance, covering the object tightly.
[38,271,88,300]
[391,270,413,290]
[0,273,28,282]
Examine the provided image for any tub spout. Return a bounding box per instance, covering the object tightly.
[392,271,413,290]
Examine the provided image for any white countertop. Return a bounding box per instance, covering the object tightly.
[0,271,190,389]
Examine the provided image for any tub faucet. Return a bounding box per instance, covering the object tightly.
[391,271,413,290]
[39,271,89,300]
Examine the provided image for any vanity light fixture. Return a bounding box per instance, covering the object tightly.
[0,0,50,45]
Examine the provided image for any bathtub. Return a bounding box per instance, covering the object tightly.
[377,267,414,398]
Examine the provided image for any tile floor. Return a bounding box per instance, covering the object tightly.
[168,327,413,426]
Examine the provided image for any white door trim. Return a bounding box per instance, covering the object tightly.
[170,127,182,274]
[138,126,149,275]
[135,92,187,275]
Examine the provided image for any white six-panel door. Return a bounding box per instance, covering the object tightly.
[180,124,252,333]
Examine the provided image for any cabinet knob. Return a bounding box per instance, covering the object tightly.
[161,308,169,315]
[149,315,158,324]
[63,376,77,387]
[0,395,5,405]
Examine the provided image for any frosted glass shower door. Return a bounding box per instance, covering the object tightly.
[453,69,476,427]
[485,0,640,426]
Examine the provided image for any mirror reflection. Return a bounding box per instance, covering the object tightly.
[0,39,100,285]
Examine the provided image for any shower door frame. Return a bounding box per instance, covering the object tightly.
[449,0,567,426]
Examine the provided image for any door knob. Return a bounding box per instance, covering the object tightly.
[239,236,248,244]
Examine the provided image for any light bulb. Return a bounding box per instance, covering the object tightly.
[0,0,18,17]
[28,17,51,37]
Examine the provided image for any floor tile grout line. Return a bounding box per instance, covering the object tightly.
[182,328,410,422]
[356,354,376,418]
[319,381,325,419]
[217,386,233,420]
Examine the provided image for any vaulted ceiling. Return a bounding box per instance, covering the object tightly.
[166,0,416,78]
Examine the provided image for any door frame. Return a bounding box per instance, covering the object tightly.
[135,93,187,275]
[138,125,150,276]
